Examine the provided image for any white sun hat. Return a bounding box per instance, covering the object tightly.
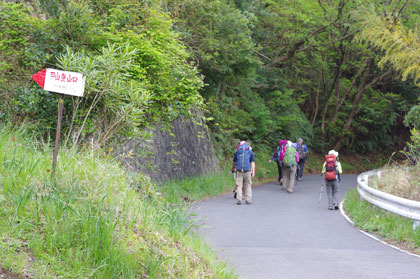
[328,150,339,157]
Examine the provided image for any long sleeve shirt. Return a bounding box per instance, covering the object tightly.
[270,146,280,161]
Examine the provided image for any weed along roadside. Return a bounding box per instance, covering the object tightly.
[0,126,237,279]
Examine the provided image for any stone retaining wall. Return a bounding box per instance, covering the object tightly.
[120,113,220,182]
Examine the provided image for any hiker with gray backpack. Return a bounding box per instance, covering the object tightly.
[281,141,300,193]
[296,138,308,181]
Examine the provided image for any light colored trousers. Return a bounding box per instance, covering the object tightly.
[326,180,338,206]
[235,171,252,202]
[281,165,297,192]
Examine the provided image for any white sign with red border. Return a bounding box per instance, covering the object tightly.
[32,68,86,97]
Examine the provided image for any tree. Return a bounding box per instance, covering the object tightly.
[357,2,420,134]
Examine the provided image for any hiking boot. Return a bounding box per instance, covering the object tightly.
[334,204,339,210]
[328,206,333,210]
[237,200,242,205]
[245,200,252,205]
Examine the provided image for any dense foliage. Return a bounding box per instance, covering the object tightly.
[166,0,420,155]
[0,1,204,147]
[1,0,420,155]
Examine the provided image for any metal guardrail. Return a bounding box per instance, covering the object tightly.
[357,170,420,230]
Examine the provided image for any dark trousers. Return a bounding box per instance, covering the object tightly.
[298,158,306,178]
[277,161,282,181]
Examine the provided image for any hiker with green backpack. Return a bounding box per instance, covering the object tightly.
[281,141,300,193]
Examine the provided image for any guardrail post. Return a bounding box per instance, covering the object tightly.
[413,221,420,231]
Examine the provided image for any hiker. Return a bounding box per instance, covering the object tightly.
[269,140,287,185]
[233,141,252,199]
[233,141,255,205]
[322,150,343,210]
[292,142,300,182]
[296,138,308,181]
[281,141,299,193]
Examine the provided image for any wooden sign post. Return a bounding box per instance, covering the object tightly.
[32,68,86,173]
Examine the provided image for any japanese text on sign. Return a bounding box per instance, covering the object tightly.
[44,68,85,97]
[49,71,79,83]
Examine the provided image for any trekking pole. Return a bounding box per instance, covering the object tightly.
[318,175,325,204]
[232,168,237,199]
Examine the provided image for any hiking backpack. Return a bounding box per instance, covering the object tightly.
[325,154,337,181]
[236,144,251,172]
[279,144,287,162]
[296,143,306,160]
[282,146,297,168]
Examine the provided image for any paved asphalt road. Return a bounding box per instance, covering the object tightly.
[195,174,420,279]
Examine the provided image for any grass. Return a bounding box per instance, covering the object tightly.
[158,172,234,203]
[0,125,237,279]
[368,165,420,201]
[343,188,420,254]
[253,146,279,182]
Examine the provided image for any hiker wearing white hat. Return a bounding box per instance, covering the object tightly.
[322,150,343,210]
[328,150,339,157]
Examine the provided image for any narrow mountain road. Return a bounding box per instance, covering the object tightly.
[195,174,420,279]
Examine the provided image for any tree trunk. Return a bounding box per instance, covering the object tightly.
[264,25,327,68]
[311,74,322,126]
[334,65,392,150]
[321,40,346,135]
[331,58,368,124]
